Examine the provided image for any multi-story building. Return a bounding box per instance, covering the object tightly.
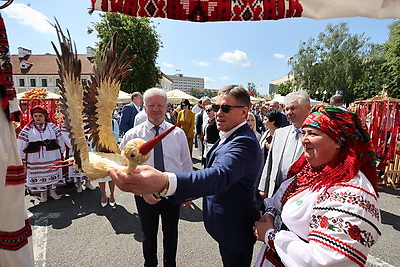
[166,74,204,92]
[156,73,173,91]
[268,74,293,95]
[11,47,94,94]
[11,47,173,93]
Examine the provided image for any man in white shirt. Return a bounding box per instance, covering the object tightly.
[191,99,203,114]
[110,85,261,266]
[120,88,192,267]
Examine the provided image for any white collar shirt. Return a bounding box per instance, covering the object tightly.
[119,120,193,173]
[218,121,247,146]
[133,103,141,113]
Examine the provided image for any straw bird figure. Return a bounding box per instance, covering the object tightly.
[51,23,176,180]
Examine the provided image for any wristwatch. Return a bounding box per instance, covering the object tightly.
[158,173,170,197]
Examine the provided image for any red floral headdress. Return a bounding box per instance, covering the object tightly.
[287,104,378,194]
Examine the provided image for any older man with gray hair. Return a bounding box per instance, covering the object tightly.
[258,91,311,198]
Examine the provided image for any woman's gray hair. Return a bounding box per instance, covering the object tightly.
[284,90,310,106]
[143,88,167,106]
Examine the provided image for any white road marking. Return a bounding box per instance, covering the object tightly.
[367,255,394,267]
[27,211,62,267]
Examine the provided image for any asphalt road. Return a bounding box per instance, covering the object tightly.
[25,148,400,266]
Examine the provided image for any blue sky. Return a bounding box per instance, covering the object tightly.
[2,0,397,95]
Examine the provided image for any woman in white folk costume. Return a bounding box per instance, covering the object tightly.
[17,105,65,202]
[254,104,381,266]
[60,123,96,192]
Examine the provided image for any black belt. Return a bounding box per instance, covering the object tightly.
[23,139,61,153]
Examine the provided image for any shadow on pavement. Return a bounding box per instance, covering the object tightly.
[28,186,142,238]
[380,210,400,231]
[179,201,204,222]
[380,186,400,196]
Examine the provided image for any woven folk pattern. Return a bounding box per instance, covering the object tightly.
[5,165,25,186]
[0,220,32,251]
[91,0,303,22]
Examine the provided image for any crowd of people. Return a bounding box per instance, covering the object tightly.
[108,85,381,266]
[8,85,382,266]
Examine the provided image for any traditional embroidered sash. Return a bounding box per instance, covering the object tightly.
[5,165,25,186]
[0,220,32,251]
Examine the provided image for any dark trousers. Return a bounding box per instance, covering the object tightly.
[134,195,180,267]
[218,243,254,267]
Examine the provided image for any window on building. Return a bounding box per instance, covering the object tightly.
[19,79,25,87]
[41,79,47,87]
[30,79,36,87]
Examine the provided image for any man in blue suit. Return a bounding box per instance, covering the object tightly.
[119,92,143,135]
[108,85,262,266]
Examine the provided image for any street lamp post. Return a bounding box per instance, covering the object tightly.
[316,90,319,100]
[323,90,327,102]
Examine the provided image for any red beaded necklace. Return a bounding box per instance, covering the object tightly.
[281,163,325,206]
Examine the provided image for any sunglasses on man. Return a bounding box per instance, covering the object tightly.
[212,104,245,113]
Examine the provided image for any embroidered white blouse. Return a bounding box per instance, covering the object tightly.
[255,171,381,267]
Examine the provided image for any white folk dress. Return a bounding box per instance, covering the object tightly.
[255,171,381,267]
[60,124,84,183]
[17,122,65,193]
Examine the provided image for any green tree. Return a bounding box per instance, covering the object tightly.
[382,20,400,98]
[277,80,293,96]
[88,13,161,93]
[247,82,257,96]
[288,23,382,103]
[188,88,218,99]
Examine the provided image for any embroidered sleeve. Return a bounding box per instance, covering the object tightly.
[17,126,30,160]
[51,123,65,153]
[273,173,381,266]
[263,177,294,216]
[264,229,278,251]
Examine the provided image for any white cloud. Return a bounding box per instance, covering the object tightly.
[274,53,286,59]
[162,62,174,68]
[204,77,214,83]
[219,76,230,81]
[194,60,208,67]
[4,4,55,34]
[219,50,250,66]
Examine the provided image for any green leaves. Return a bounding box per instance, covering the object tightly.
[88,13,162,93]
[288,22,393,103]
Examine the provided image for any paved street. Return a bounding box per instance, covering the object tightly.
[25,148,400,266]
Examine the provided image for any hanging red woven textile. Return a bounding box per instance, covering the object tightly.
[354,98,400,165]
[89,0,400,22]
[0,14,19,122]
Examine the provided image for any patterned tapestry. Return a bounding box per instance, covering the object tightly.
[89,0,400,22]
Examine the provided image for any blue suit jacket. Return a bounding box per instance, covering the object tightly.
[119,102,139,135]
[172,123,261,252]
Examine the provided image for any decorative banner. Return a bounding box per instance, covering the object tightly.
[90,0,400,22]
[0,14,19,121]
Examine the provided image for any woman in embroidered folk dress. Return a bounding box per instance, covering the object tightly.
[60,123,96,193]
[254,104,381,267]
[17,106,65,202]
